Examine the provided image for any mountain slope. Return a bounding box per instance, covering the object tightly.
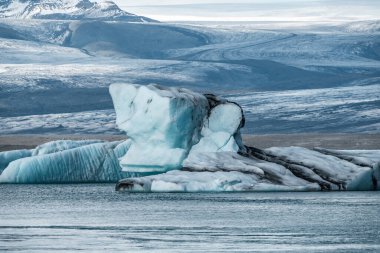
[0,0,156,22]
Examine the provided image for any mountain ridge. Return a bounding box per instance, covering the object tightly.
[0,0,157,22]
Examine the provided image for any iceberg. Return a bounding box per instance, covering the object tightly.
[110,83,209,173]
[0,82,379,190]
[111,83,379,192]
[116,146,380,192]
[109,84,246,174]
[0,140,129,183]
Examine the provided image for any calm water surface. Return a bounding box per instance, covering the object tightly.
[0,184,379,252]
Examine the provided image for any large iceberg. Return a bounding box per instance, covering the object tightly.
[109,83,208,173]
[110,83,379,192]
[109,83,245,174]
[0,83,379,190]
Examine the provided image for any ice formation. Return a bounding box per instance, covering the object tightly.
[110,83,379,192]
[0,83,379,190]
[109,84,247,174]
[0,140,129,183]
[261,147,376,191]
[0,149,32,173]
[32,140,104,156]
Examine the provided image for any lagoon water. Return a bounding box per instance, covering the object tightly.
[1,184,379,252]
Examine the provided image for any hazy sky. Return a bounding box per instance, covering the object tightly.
[110,0,380,22]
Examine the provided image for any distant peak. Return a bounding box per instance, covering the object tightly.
[0,0,157,22]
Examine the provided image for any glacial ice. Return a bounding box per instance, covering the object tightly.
[264,147,378,191]
[0,83,379,190]
[0,149,32,173]
[117,151,320,192]
[111,83,379,192]
[187,95,245,154]
[110,83,209,173]
[116,170,320,192]
[32,140,104,156]
[0,140,127,183]
[110,84,247,175]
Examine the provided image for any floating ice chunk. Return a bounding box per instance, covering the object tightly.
[110,83,247,174]
[110,83,209,173]
[0,149,32,173]
[0,142,122,183]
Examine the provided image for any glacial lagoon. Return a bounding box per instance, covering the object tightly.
[1,184,379,252]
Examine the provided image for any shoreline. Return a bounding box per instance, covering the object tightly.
[1,133,379,151]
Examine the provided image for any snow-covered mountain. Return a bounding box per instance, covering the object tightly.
[0,0,156,22]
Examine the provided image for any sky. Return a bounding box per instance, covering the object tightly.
[110,0,380,22]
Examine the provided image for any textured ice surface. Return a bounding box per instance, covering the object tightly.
[122,151,320,192]
[314,148,380,168]
[32,140,104,156]
[313,148,380,190]
[117,146,380,192]
[265,147,379,191]
[0,140,128,183]
[0,149,32,173]
[116,170,320,192]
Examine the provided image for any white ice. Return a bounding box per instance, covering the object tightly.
[110,83,379,192]
[110,83,209,173]
[116,170,320,193]
[265,147,379,191]
[110,83,246,175]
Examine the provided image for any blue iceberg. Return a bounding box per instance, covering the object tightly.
[0,140,130,183]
